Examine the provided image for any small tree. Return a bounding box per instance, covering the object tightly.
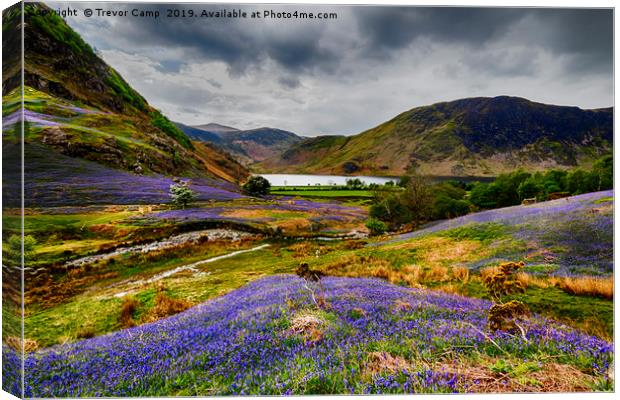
[365,218,387,236]
[169,181,197,208]
[400,173,433,228]
[243,176,271,197]
[483,261,530,336]
[6,234,36,264]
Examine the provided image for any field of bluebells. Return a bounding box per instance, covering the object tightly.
[149,198,365,224]
[3,275,613,396]
[1,144,244,208]
[378,190,613,276]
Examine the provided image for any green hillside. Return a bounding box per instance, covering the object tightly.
[2,2,248,181]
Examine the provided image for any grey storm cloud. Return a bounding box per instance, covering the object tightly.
[65,3,613,78]
[56,2,613,136]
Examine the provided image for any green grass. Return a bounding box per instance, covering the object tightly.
[272,189,375,198]
[26,296,123,348]
[438,222,507,243]
[593,196,613,204]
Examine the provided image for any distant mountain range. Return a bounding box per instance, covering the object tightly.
[257,96,612,177]
[175,123,304,165]
[3,2,248,183]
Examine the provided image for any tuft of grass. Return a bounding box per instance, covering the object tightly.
[549,276,613,300]
[75,325,96,339]
[119,297,139,328]
[142,286,193,323]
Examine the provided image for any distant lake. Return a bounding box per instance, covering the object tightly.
[259,174,399,187]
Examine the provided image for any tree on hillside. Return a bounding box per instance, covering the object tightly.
[400,173,434,228]
[169,181,197,208]
[243,176,271,197]
[592,155,613,191]
[517,177,544,200]
[369,193,411,227]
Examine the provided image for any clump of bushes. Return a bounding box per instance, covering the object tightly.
[368,154,612,230]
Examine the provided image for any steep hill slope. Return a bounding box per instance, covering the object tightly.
[176,123,304,164]
[259,96,612,177]
[2,3,248,183]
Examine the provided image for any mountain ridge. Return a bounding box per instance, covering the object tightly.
[258,96,612,177]
[176,123,304,165]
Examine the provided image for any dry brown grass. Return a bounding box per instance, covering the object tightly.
[27,271,119,308]
[4,336,39,352]
[321,254,475,290]
[515,272,551,289]
[288,242,330,259]
[442,357,598,393]
[425,265,450,282]
[120,297,139,328]
[452,266,470,283]
[286,312,325,345]
[364,352,410,376]
[142,287,193,323]
[436,283,463,296]
[221,209,269,219]
[339,240,367,250]
[512,272,613,300]
[479,266,499,282]
[275,218,311,232]
[386,237,487,269]
[549,276,613,300]
[75,325,96,339]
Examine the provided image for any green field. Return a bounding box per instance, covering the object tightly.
[271,186,400,198]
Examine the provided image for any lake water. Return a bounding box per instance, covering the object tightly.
[259,174,399,187]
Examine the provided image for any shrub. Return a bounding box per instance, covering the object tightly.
[482,261,530,333]
[365,218,387,236]
[243,176,271,197]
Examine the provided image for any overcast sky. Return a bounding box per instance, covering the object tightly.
[54,2,613,136]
